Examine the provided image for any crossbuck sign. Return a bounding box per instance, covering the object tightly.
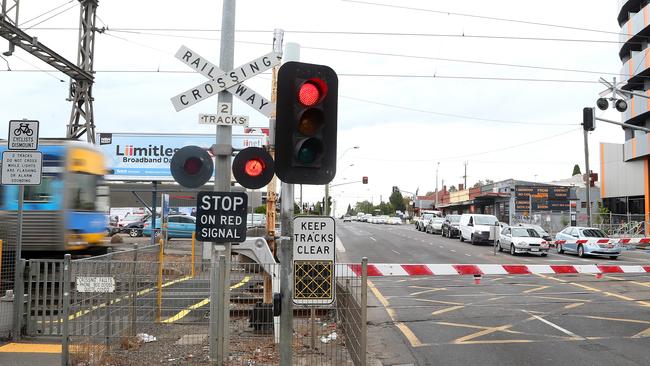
[170,45,280,117]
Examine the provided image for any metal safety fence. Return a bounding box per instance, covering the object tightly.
[512,211,649,238]
[58,245,367,365]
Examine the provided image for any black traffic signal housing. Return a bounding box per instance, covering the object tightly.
[232,147,274,189]
[583,107,595,131]
[275,61,338,185]
[362,176,368,184]
[170,145,214,188]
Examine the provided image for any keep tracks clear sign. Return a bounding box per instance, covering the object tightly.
[293,216,335,305]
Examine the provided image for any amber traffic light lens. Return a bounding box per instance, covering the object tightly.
[298,109,324,136]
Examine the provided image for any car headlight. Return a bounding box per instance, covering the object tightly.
[515,242,527,247]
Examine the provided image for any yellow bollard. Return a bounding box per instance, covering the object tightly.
[156,239,164,323]
[191,232,196,278]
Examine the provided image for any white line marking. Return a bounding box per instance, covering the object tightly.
[392,250,400,254]
[335,236,346,252]
[439,246,444,248]
[526,312,584,340]
[450,250,456,253]
[369,237,377,242]
[465,254,471,257]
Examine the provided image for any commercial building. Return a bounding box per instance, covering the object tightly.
[598,2,650,231]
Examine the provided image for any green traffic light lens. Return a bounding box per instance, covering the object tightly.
[296,138,323,164]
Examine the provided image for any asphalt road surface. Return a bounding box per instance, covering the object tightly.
[336,220,650,366]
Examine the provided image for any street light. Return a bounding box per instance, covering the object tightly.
[326,146,360,216]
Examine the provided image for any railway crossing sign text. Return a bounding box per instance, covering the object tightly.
[293,216,336,305]
[195,191,248,243]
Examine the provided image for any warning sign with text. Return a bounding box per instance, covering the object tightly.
[195,191,247,243]
[293,216,335,305]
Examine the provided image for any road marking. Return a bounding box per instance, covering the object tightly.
[465,254,471,257]
[369,237,377,242]
[392,249,401,254]
[409,286,447,296]
[578,315,650,325]
[368,280,425,347]
[563,302,585,309]
[537,274,650,308]
[0,343,62,353]
[432,305,465,316]
[335,235,346,252]
[523,285,550,294]
[439,246,444,248]
[413,298,463,306]
[161,276,251,324]
[526,312,584,340]
[452,323,517,344]
[450,249,456,253]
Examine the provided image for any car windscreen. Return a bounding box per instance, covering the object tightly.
[582,229,607,238]
[422,214,434,220]
[474,216,498,225]
[447,215,461,223]
[511,228,540,238]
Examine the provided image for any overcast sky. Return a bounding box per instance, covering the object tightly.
[0,0,629,215]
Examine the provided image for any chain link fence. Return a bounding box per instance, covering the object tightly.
[59,243,367,365]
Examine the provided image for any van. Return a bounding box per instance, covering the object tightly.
[459,214,500,245]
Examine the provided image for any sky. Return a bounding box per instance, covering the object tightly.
[0,0,631,216]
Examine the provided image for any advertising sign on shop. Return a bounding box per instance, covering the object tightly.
[97,132,265,181]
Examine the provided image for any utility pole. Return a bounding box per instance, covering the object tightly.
[583,129,592,227]
[463,161,468,189]
[435,162,439,209]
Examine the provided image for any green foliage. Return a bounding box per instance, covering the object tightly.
[314,201,322,215]
[355,200,373,215]
[254,205,266,214]
[448,185,457,192]
[572,164,582,176]
[389,189,406,212]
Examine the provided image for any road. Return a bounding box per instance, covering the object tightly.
[336,220,650,366]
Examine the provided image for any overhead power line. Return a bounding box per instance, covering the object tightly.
[342,0,622,37]
[19,1,74,27]
[340,95,578,126]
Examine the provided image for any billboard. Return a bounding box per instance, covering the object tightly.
[514,185,570,213]
[97,132,265,181]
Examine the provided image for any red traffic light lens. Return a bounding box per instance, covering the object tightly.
[298,78,327,106]
[244,158,265,177]
[184,157,202,175]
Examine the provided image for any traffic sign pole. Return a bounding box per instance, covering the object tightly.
[12,185,23,341]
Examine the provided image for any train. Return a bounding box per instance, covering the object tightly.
[0,139,109,254]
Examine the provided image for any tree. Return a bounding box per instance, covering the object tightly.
[294,202,301,214]
[355,200,373,215]
[572,164,581,176]
[389,189,406,213]
[449,185,457,192]
[346,204,355,216]
[254,205,266,214]
[314,201,322,215]
[472,180,484,188]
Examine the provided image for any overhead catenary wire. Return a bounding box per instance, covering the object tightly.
[18,0,75,27]
[21,2,79,30]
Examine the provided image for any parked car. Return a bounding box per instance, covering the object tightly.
[388,217,402,225]
[415,213,439,231]
[117,213,148,228]
[425,218,445,234]
[516,223,552,241]
[442,215,461,238]
[120,214,151,237]
[246,213,267,227]
[459,214,500,245]
[343,216,352,222]
[555,226,621,259]
[498,226,549,256]
[142,215,196,239]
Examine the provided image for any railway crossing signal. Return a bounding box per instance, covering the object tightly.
[275,61,338,185]
[582,107,595,131]
[232,147,274,189]
[170,145,214,188]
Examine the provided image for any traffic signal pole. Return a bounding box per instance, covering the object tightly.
[279,41,300,366]
[583,129,592,227]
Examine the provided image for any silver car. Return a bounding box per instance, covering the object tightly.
[425,218,445,234]
[555,227,621,259]
[498,226,549,256]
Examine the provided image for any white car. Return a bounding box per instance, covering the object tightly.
[459,214,500,245]
[388,217,402,225]
[498,226,549,256]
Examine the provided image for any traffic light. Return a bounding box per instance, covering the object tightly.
[232,147,274,189]
[170,145,214,188]
[583,107,595,131]
[362,176,368,184]
[275,61,338,185]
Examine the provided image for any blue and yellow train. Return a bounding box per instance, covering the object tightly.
[0,139,109,253]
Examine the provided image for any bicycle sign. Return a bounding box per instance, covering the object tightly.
[8,120,39,150]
